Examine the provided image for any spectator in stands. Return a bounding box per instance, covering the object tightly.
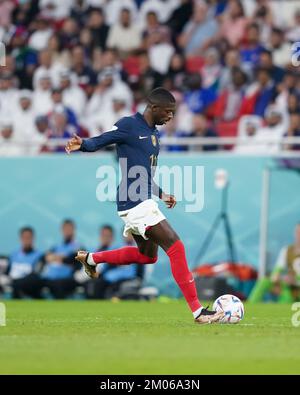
[240,67,276,117]
[142,11,161,48]
[178,0,219,55]
[34,115,51,153]
[89,93,132,137]
[190,114,219,151]
[105,0,138,27]
[287,92,300,115]
[219,48,247,92]
[9,27,37,89]
[70,45,97,94]
[159,117,188,152]
[146,20,174,75]
[12,0,39,28]
[13,90,45,155]
[274,72,299,113]
[268,27,291,68]
[107,8,141,57]
[100,48,125,79]
[200,47,222,90]
[214,67,248,122]
[0,55,16,78]
[218,0,248,47]
[59,69,87,119]
[0,121,23,157]
[47,33,71,69]
[165,52,186,91]
[139,0,179,28]
[49,87,79,131]
[133,50,164,99]
[70,0,91,28]
[41,219,82,299]
[286,8,300,43]
[33,49,63,90]
[0,72,18,120]
[183,72,217,115]
[234,114,263,153]
[86,7,109,51]
[39,0,73,21]
[167,0,193,40]
[33,72,53,116]
[0,0,14,28]
[239,23,265,67]
[250,0,274,45]
[270,223,300,302]
[47,106,75,152]
[9,227,43,299]
[283,112,300,151]
[258,49,285,84]
[59,17,79,49]
[28,15,53,51]
[172,91,194,133]
[85,67,133,125]
[253,106,288,153]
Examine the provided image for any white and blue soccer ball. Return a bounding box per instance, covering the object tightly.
[213,294,245,324]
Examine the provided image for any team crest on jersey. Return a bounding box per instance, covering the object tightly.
[151,135,157,147]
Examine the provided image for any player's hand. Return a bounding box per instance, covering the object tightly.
[161,193,176,209]
[65,134,82,154]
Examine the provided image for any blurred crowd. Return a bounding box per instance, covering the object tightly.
[0,220,153,299]
[0,0,300,155]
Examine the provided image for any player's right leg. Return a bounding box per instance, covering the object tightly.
[132,234,158,259]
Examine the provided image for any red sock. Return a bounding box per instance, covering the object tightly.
[91,246,157,265]
[166,240,202,314]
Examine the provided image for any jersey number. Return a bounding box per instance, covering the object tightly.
[150,154,158,167]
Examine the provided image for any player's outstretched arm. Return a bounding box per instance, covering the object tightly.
[65,127,128,154]
[65,134,82,154]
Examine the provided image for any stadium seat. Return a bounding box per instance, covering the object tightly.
[122,56,141,78]
[185,56,204,73]
[215,120,239,150]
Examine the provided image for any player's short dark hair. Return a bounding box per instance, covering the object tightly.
[260,49,272,58]
[272,27,283,36]
[255,66,271,77]
[101,224,114,234]
[62,219,75,227]
[147,88,176,106]
[20,226,34,236]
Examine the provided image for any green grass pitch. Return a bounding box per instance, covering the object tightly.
[0,300,299,374]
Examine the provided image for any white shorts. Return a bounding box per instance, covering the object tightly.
[118,199,166,240]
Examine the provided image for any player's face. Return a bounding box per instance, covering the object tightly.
[153,103,176,125]
[62,223,75,240]
[100,229,113,246]
[21,231,34,249]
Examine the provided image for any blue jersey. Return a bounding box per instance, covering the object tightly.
[9,248,42,280]
[80,112,162,211]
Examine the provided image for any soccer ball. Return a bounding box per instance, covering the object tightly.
[213,294,244,324]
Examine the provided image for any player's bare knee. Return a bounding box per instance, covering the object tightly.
[168,231,180,246]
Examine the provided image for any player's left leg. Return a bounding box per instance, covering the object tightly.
[76,235,158,279]
[145,220,224,323]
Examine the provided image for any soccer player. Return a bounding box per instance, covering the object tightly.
[65,88,223,324]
